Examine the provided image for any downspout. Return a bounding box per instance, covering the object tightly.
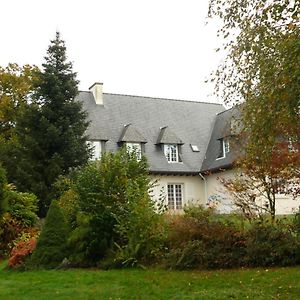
[199,172,208,205]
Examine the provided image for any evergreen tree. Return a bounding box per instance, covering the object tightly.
[15,32,89,216]
[30,200,69,268]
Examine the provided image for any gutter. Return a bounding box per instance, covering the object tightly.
[199,172,208,205]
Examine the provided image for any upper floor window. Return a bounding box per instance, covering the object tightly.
[164,144,179,163]
[217,138,230,159]
[87,140,101,160]
[126,142,142,160]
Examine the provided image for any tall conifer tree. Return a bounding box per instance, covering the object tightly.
[15,32,89,216]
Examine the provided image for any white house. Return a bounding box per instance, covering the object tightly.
[77,82,300,215]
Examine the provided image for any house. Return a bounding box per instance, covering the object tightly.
[77,82,300,214]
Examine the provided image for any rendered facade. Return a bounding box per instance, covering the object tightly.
[77,82,300,214]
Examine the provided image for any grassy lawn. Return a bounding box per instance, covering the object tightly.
[1,261,300,299]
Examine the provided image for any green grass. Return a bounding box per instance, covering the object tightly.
[1,261,300,299]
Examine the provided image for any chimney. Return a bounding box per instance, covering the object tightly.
[89,82,103,105]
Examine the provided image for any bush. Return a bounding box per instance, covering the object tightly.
[62,148,167,267]
[166,206,246,269]
[30,200,69,268]
[0,165,8,218]
[8,230,39,269]
[244,220,300,267]
[6,190,38,227]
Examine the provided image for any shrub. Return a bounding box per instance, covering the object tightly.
[8,230,39,269]
[244,220,300,267]
[166,205,246,269]
[0,213,23,257]
[30,200,69,268]
[63,148,167,267]
[0,165,8,218]
[6,190,38,227]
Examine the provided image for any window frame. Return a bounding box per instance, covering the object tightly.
[87,140,102,160]
[167,183,184,210]
[126,142,142,160]
[164,144,179,163]
[216,138,230,160]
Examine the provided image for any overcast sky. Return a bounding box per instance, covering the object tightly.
[1,0,224,103]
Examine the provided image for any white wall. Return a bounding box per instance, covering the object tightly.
[150,174,205,209]
[205,169,300,215]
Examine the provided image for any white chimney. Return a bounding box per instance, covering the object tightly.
[89,82,103,105]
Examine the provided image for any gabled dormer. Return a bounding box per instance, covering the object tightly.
[156,126,184,163]
[119,124,147,159]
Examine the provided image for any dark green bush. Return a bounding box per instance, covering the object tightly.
[166,206,246,269]
[61,147,166,267]
[244,220,300,267]
[30,200,69,268]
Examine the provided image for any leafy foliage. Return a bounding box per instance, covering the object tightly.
[63,148,166,267]
[166,205,300,269]
[209,0,300,215]
[8,230,39,269]
[245,220,300,267]
[0,165,7,218]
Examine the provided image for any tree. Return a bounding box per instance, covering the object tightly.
[15,32,89,216]
[30,200,69,268]
[0,64,38,179]
[0,63,37,140]
[209,0,300,214]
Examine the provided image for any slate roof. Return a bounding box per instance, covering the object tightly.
[156,126,184,145]
[77,91,225,174]
[119,124,147,143]
[201,107,241,172]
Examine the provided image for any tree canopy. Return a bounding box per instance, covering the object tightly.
[13,32,90,216]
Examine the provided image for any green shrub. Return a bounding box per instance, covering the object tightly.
[166,206,246,269]
[244,220,300,267]
[0,165,8,218]
[30,200,69,268]
[6,191,38,227]
[63,148,167,267]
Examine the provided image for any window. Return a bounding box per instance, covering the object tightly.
[217,138,230,159]
[164,144,179,163]
[87,140,101,160]
[126,142,142,160]
[288,137,298,153]
[167,184,183,210]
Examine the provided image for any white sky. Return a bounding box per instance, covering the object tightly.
[1,0,224,103]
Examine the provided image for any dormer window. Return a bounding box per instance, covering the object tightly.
[126,142,142,160]
[87,140,102,160]
[217,138,230,159]
[164,144,179,163]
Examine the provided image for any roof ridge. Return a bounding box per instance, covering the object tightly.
[78,90,223,106]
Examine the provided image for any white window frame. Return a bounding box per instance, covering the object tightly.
[87,140,102,160]
[126,142,142,160]
[164,144,179,163]
[216,138,230,160]
[167,183,184,210]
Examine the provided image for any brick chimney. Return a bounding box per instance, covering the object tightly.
[89,82,103,105]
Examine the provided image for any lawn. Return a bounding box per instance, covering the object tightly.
[1,261,300,299]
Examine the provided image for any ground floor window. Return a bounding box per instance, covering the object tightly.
[167,183,183,210]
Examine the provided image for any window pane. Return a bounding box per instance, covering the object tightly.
[168,184,183,210]
[126,143,141,160]
[175,184,182,209]
[87,141,101,160]
[164,144,178,162]
[167,184,175,209]
[217,139,224,158]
